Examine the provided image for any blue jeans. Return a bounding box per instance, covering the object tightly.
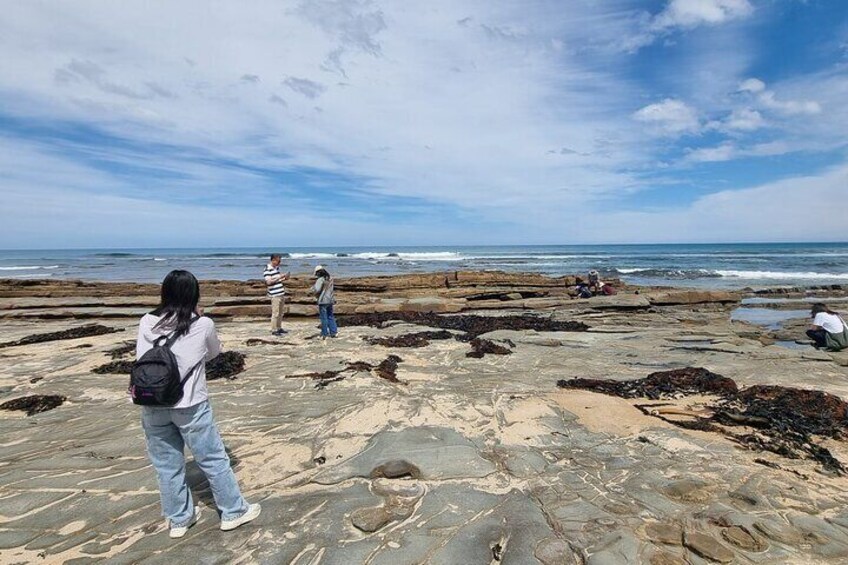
[142,401,248,527]
[319,304,338,337]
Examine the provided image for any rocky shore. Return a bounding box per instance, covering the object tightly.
[2,272,848,564]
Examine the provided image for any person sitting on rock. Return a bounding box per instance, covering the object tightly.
[311,265,338,339]
[587,270,602,294]
[807,303,848,351]
[574,277,593,299]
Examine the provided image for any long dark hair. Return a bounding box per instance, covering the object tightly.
[811,303,838,318]
[152,270,200,337]
[316,268,330,280]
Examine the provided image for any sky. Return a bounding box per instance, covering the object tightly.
[0,0,847,248]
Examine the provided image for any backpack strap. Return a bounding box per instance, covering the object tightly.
[179,358,205,387]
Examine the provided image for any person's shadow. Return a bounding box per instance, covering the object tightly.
[184,446,241,511]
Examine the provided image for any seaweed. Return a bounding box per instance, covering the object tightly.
[366,330,455,348]
[91,351,248,379]
[285,355,404,388]
[92,360,134,374]
[340,312,588,337]
[466,338,513,358]
[354,313,567,357]
[557,368,848,473]
[558,368,738,400]
[374,355,403,382]
[206,351,246,380]
[1,394,66,416]
[245,338,294,346]
[0,325,120,348]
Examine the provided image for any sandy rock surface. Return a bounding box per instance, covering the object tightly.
[1,274,848,564]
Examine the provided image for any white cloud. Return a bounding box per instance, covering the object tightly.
[685,140,791,163]
[686,142,736,162]
[633,99,700,135]
[738,77,765,93]
[738,78,822,116]
[589,163,848,243]
[0,0,653,221]
[652,0,753,31]
[758,91,822,116]
[722,107,765,131]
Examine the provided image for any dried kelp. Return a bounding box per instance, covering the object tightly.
[558,368,848,473]
[374,355,403,382]
[92,360,134,374]
[466,338,513,359]
[285,355,404,388]
[366,330,454,348]
[206,351,246,380]
[1,395,66,416]
[0,325,120,348]
[558,368,737,400]
[353,313,572,357]
[340,312,587,337]
[91,351,247,379]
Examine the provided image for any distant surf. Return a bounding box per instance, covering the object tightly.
[1,243,846,288]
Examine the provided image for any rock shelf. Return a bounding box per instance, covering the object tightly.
[1,273,847,563]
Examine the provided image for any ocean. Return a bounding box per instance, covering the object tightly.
[1,243,847,288]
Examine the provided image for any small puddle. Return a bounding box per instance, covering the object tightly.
[774,340,812,351]
[741,297,845,306]
[669,340,714,348]
[730,308,809,330]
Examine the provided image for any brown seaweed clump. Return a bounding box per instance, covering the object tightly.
[92,360,134,374]
[374,355,403,382]
[558,368,848,474]
[466,338,513,359]
[1,395,67,416]
[92,351,248,379]
[558,367,738,400]
[285,355,404,388]
[0,325,120,348]
[366,331,455,348]
[206,352,246,380]
[340,312,588,337]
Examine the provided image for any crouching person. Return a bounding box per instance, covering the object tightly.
[807,303,848,351]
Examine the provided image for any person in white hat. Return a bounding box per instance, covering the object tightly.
[311,265,337,339]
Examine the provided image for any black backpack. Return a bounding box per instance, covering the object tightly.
[129,318,201,406]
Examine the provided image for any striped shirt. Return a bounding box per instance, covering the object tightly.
[263,263,286,297]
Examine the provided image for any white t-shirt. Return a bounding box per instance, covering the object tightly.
[136,314,221,408]
[813,312,847,334]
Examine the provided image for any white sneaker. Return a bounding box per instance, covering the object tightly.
[220,503,261,531]
[169,505,201,538]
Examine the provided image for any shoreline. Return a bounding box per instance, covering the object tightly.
[3,241,848,290]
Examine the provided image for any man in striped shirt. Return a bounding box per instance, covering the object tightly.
[264,254,289,335]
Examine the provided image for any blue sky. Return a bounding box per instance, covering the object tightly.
[0,0,846,248]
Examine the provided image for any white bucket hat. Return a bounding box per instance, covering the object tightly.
[314,265,324,274]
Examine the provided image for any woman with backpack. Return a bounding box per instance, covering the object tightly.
[311,265,338,339]
[807,303,848,351]
[134,270,260,538]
